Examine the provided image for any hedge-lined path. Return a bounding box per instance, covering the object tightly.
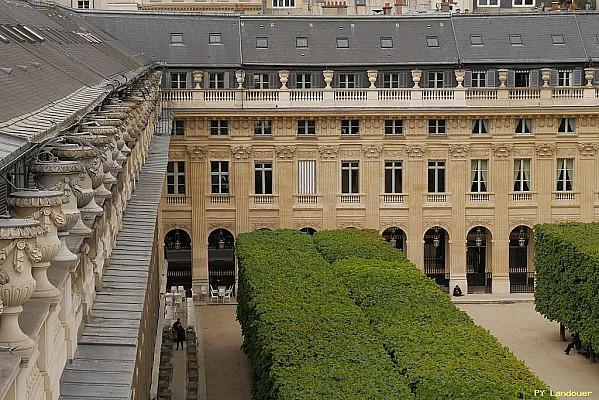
[457,302,599,400]
[197,304,252,400]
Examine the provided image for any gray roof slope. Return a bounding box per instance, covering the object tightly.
[81,11,242,67]
[572,13,599,62]
[452,13,588,65]
[239,16,459,67]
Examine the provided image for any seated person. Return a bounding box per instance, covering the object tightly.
[452,285,463,297]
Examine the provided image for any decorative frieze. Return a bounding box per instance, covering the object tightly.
[406,144,427,158]
[466,219,494,231]
[187,146,208,162]
[509,219,535,230]
[339,149,361,159]
[231,145,252,160]
[556,147,577,157]
[207,221,235,232]
[319,145,339,160]
[337,220,364,229]
[254,150,274,160]
[210,150,230,159]
[512,147,534,157]
[163,223,192,236]
[428,150,446,158]
[422,218,450,232]
[362,145,382,159]
[449,144,470,159]
[383,148,404,159]
[297,150,318,159]
[293,221,322,230]
[535,143,555,157]
[492,143,512,158]
[275,146,296,160]
[579,142,599,157]
[379,218,408,231]
[251,221,279,231]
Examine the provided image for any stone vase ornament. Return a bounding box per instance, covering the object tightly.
[367,69,378,88]
[323,69,334,88]
[0,218,45,350]
[411,69,422,88]
[7,191,64,299]
[72,134,113,199]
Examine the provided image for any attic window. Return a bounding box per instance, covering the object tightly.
[296,37,308,48]
[551,34,565,45]
[256,37,268,48]
[380,37,393,48]
[337,37,349,48]
[470,35,483,46]
[509,34,522,45]
[170,33,183,45]
[426,36,439,47]
[209,33,222,44]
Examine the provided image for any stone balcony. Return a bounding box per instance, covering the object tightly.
[161,85,599,111]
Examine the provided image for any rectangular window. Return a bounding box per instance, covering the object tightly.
[172,120,185,136]
[472,119,489,135]
[209,33,222,44]
[296,37,308,48]
[385,119,403,135]
[296,73,312,89]
[256,37,268,48]
[556,158,574,191]
[166,161,186,195]
[472,71,487,88]
[385,161,403,193]
[426,36,439,47]
[208,72,225,89]
[77,0,90,8]
[429,119,446,135]
[383,72,401,88]
[514,70,530,87]
[254,120,272,136]
[551,34,565,45]
[253,73,270,89]
[339,73,355,88]
[558,70,572,86]
[336,37,349,48]
[478,0,499,6]
[428,160,446,193]
[470,159,488,192]
[170,73,187,89]
[273,0,295,6]
[510,34,523,46]
[380,37,393,48]
[211,161,229,194]
[558,118,575,134]
[428,71,444,88]
[470,35,483,46]
[210,120,229,136]
[297,120,316,136]
[254,162,273,194]
[341,119,360,135]
[298,160,316,194]
[515,118,532,135]
[341,161,359,194]
[513,0,534,5]
[513,159,531,192]
[170,33,183,45]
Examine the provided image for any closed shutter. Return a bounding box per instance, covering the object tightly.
[507,70,515,87]
[332,72,340,88]
[270,72,279,89]
[530,70,539,87]
[298,160,316,194]
[355,73,365,88]
[399,72,408,88]
[312,72,323,88]
[288,72,296,88]
[443,70,453,88]
[487,69,496,87]
[224,72,231,89]
[573,70,582,86]
[550,69,558,86]
[420,71,429,87]
[464,70,472,87]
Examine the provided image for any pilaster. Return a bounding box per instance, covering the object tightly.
[188,145,208,294]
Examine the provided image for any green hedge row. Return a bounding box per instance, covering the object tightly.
[235,230,413,400]
[237,229,553,400]
[534,222,599,351]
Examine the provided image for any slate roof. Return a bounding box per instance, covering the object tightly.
[80,10,599,68]
[0,0,153,172]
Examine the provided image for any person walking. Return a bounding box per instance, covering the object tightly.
[172,318,185,350]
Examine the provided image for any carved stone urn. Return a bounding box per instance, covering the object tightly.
[0,218,44,350]
[367,69,378,88]
[7,191,64,299]
[323,69,334,89]
[31,160,90,239]
[411,69,422,88]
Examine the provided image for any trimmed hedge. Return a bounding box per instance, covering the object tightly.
[237,229,554,400]
[534,222,599,351]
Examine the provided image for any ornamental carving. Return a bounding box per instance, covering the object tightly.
[449,144,470,159]
[383,149,404,159]
[492,143,512,158]
[535,143,555,157]
[422,219,450,232]
[556,147,577,157]
[251,221,279,231]
[512,147,533,157]
[553,217,579,224]
[509,219,535,231]
[428,150,446,158]
[276,146,296,160]
[406,145,427,158]
[210,150,230,159]
[362,145,382,159]
[379,218,408,231]
[254,150,274,159]
[207,221,235,233]
[187,146,208,162]
[337,220,365,229]
[231,145,252,160]
[319,146,339,160]
[297,150,318,158]
[0,239,42,273]
[466,219,494,231]
[162,222,192,236]
[293,221,322,230]
[579,142,599,157]
[169,151,186,160]
[340,150,361,158]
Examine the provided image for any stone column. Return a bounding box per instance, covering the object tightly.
[188,146,208,298]
[0,218,44,350]
[8,191,64,299]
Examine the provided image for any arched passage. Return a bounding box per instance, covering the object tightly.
[509,225,534,293]
[208,228,235,292]
[382,227,406,252]
[299,227,317,235]
[424,226,449,291]
[164,229,192,292]
[466,226,492,294]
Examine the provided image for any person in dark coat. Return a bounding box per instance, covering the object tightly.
[564,332,581,355]
[452,285,463,297]
[175,324,186,350]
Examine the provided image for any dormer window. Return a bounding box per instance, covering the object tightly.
[509,34,522,46]
[551,34,565,45]
[426,36,439,47]
[256,37,268,48]
[337,37,349,48]
[380,37,393,48]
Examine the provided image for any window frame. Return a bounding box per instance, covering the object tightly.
[558,70,572,87]
[380,37,393,48]
[384,119,403,136]
[426,36,439,47]
[477,0,499,6]
[172,120,185,136]
[341,161,360,194]
[170,72,187,89]
[296,37,308,48]
[384,160,403,193]
[209,33,222,44]
[253,73,270,89]
[427,160,446,193]
[253,119,273,136]
[170,33,184,45]
[210,120,229,136]
[166,161,186,195]
[509,34,523,46]
[336,37,349,48]
[383,72,402,88]
[515,118,533,135]
[471,70,487,88]
[297,120,316,136]
[472,119,489,135]
[513,158,531,192]
[556,158,574,192]
[256,37,268,49]
[428,119,446,135]
[208,72,225,89]
[338,73,355,89]
[558,117,576,134]
[295,72,312,89]
[470,159,489,193]
[254,162,273,195]
[273,0,295,7]
[340,119,360,136]
[210,161,230,194]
